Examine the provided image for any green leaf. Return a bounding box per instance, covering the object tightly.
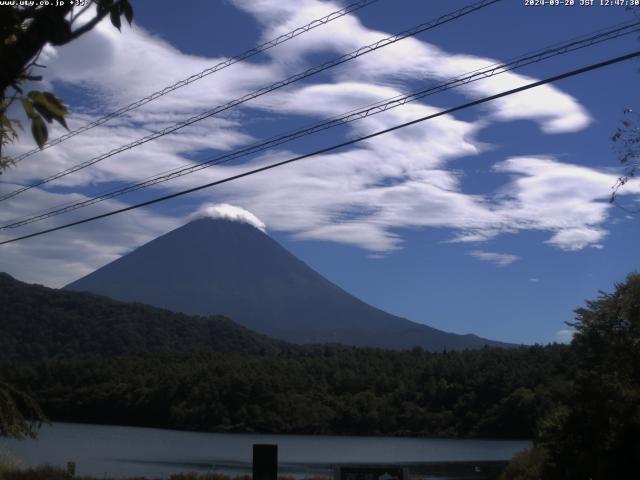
[96,0,113,15]
[121,0,134,25]
[0,115,11,130]
[110,7,121,31]
[31,116,48,148]
[27,91,69,130]
[29,91,68,118]
[53,115,68,130]
[25,92,70,131]
[42,92,68,113]
[32,102,54,124]
[20,98,37,120]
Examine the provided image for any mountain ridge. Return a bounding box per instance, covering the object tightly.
[65,218,513,350]
[0,271,288,360]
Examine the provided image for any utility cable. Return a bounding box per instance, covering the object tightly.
[1,20,637,230]
[1,50,637,246]
[11,0,381,163]
[0,0,502,202]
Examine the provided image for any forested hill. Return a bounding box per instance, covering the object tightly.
[1,346,574,439]
[0,272,288,360]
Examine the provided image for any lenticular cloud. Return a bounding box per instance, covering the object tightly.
[188,203,267,232]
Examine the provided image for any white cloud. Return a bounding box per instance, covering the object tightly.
[187,203,266,232]
[235,0,591,134]
[490,156,640,251]
[529,278,539,283]
[0,0,638,287]
[0,187,178,287]
[467,250,520,267]
[43,18,281,112]
[545,227,607,251]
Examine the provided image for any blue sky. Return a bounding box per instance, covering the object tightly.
[1,0,639,344]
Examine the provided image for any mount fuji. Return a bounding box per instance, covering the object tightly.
[66,214,510,350]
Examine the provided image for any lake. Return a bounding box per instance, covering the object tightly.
[0,422,530,479]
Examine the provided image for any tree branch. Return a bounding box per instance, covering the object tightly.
[67,13,107,41]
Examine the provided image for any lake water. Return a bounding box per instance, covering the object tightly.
[0,423,530,479]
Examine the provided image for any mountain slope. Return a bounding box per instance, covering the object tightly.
[66,218,510,350]
[0,272,286,360]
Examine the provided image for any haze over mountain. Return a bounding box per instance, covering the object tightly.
[66,207,510,350]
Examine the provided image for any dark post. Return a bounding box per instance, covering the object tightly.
[253,444,277,480]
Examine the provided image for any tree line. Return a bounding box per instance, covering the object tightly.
[0,344,573,439]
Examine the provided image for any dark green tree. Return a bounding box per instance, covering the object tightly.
[0,381,46,439]
[534,273,640,479]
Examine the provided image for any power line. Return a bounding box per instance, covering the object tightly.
[2,20,637,230]
[1,50,637,246]
[0,0,503,203]
[11,0,381,163]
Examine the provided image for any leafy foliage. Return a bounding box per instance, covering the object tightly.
[498,446,547,480]
[611,108,640,203]
[503,273,640,479]
[0,0,133,171]
[0,381,46,439]
[0,104,19,172]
